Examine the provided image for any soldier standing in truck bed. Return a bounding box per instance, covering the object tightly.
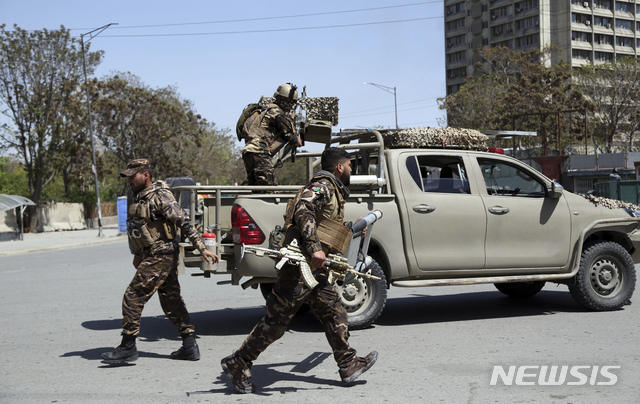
[240,83,302,186]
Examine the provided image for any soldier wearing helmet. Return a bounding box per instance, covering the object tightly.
[240,83,302,186]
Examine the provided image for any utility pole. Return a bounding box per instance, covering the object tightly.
[80,23,117,237]
[363,82,398,129]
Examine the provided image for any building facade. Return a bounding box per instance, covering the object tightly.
[445,0,640,95]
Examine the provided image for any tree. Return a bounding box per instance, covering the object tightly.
[274,153,310,185]
[0,24,102,217]
[439,46,593,156]
[0,156,29,196]
[574,57,640,153]
[90,72,241,185]
[438,73,506,129]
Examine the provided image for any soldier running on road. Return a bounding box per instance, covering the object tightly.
[221,148,378,393]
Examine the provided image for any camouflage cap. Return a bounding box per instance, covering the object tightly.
[120,158,151,177]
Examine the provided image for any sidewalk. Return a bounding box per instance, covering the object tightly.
[0,226,126,256]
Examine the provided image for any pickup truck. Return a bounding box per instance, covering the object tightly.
[175,129,640,330]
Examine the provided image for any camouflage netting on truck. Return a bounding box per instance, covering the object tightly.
[381,127,488,150]
[263,97,340,126]
[577,193,640,212]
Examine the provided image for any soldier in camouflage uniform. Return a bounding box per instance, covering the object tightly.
[102,159,218,364]
[241,83,302,186]
[221,148,378,394]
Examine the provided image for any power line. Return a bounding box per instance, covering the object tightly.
[344,104,439,119]
[69,1,441,31]
[95,16,441,38]
[341,97,441,117]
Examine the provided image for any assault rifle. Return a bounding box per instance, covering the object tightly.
[241,238,380,290]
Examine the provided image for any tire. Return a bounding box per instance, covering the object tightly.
[569,241,636,311]
[494,281,546,298]
[334,259,387,330]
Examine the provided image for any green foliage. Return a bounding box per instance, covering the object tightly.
[574,57,640,152]
[439,46,593,156]
[0,156,29,196]
[0,24,102,205]
[91,72,242,186]
[0,26,247,211]
[274,153,310,185]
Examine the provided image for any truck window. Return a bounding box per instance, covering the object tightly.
[477,158,545,197]
[405,155,470,194]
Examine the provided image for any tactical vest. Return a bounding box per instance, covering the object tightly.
[278,175,352,254]
[127,181,176,254]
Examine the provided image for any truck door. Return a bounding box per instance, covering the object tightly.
[476,157,571,269]
[400,153,487,270]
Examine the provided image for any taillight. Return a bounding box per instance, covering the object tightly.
[231,204,265,245]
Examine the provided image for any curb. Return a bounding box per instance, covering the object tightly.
[0,234,127,257]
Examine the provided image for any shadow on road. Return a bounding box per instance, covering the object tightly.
[187,351,352,397]
[375,289,584,327]
[68,289,593,365]
[80,304,322,337]
[80,288,588,337]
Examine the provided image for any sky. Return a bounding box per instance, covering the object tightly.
[1,0,447,150]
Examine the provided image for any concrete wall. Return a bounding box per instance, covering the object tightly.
[85,215,119,229]
[1,203,119,238]
[36,202,87,232]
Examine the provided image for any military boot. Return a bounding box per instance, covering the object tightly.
[170,333,201,361]
[339,351,378,385]
[102,334,138,363]
[221,352,255,394]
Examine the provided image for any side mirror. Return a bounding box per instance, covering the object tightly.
[549,181,564,199]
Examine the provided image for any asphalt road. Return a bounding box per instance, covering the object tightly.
[1,241,639,403]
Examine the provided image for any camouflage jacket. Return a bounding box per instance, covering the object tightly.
[289,171,350,256]
[130,180,206,257]
[242,103,295,155]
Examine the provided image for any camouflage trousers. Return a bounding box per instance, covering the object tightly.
[121,253,195,337]
[243,148,276,186]
[237,262,357,369]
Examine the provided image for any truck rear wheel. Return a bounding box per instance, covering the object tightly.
[335,259,387,330]
[569,241,636,311]
[494,281,545,298]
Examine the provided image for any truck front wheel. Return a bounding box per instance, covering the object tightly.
[569,241,636,311]
[334,259,387,330]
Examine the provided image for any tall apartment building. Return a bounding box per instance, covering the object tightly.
[444,0,640,95]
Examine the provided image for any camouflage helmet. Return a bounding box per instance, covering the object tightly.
[274,83,298,101]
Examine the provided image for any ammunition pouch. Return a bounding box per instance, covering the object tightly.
[316,218,352,255]
[127,220,155,254]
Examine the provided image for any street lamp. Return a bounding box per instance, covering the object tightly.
[80,23,117,237]
[363,82,398,129]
